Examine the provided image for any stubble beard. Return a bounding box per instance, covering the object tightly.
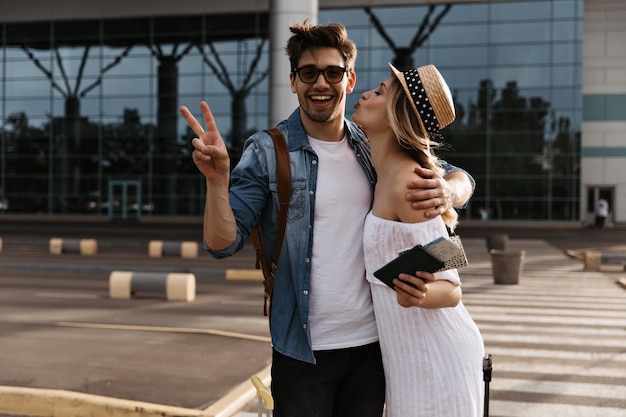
[302,100,343,124]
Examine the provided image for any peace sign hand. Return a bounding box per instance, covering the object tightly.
[180,101,231,182]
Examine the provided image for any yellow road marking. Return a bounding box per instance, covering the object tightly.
[225,269,264,280]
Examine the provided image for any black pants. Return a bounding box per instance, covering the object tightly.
[271,342,386,417]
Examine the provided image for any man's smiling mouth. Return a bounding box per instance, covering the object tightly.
[310,95,332,103]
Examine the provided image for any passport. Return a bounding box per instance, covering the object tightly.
[373,235,467,289]
[373,244,444,289]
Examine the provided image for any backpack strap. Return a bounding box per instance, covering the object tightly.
[250,128,291,316]
[268,128,291,264]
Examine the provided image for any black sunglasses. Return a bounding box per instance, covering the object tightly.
[292,66,348,84]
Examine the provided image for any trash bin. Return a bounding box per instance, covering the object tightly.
[490,249,525,284]
[486,234,508,252]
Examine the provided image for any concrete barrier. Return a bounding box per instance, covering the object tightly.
[584,250,626,271]
[109,271,195,301]
[148,240,198,258]
[49,238,98,255]
[583,250,601,270]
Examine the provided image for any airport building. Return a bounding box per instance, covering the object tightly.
[0,0,623,225]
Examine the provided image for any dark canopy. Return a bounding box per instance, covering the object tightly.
[3,13,269,49]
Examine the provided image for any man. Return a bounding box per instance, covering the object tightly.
[595,198,609,228]
[181,22,474,417]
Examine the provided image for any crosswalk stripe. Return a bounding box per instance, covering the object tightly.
[481,333,626,348]
[471,306,626,319]
[464,296,626,309]
[490,400,626,417]
[476,323,625,337]
[494,378,626,399]
[483,346,626,362]
[471,313,626,327]
[486,363,625,378]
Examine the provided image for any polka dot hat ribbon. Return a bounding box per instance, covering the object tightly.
[404,68,440,133]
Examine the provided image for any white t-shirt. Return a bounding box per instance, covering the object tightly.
[307,135,378,350]
[596,199,609,217]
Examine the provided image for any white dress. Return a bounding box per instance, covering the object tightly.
[363,213,485,417]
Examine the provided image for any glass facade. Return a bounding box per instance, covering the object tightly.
[0,0,582,220]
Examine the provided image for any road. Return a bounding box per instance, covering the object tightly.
[0,268,272,411]
[1,219,626,416]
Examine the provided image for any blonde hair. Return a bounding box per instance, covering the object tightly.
[386,78,458,230]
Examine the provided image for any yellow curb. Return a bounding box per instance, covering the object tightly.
[0,364,273,417]
[225,269,264,281]
[0,386,205,417]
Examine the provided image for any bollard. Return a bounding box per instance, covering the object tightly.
[109,271,196,301]
[148,240,199,258]
[49,238,98,255]
[583,251,601,271]
[583,251,626,272]
[0,237,2,252]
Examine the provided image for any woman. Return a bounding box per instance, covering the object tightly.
[353,64,485,417]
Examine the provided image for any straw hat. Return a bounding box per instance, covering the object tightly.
[388,63,455,136]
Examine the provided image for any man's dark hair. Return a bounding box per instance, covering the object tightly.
[286,22,357,72]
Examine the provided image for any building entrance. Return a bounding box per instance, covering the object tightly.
[108,180,142,220]
[585,186,614,227]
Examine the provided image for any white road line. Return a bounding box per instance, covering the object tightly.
[482,333,626,348]
[467,305,626,318]
[490,362,625,378]
[494,378,626,400]
[484,346,626,362]
[490,400,626,417]
[464,297,625,309]
[469,313,626,327]
[476,322,626,337]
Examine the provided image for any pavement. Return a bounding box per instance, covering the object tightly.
[1,216,626,417]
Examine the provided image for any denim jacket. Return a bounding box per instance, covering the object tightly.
[206,108,474,364]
